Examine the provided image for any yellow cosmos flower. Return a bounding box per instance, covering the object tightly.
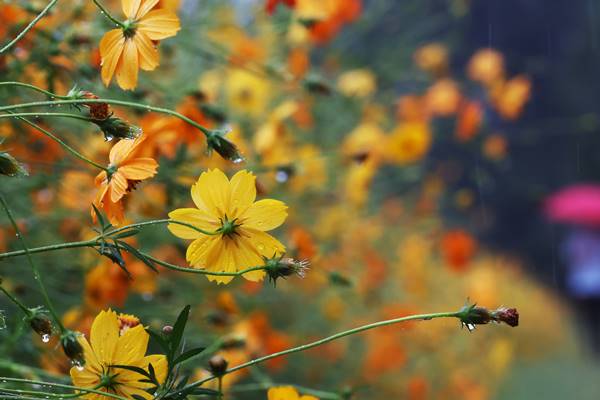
[70,309,167,400]
[99,0,181,90]
[267,386,319,400]
[168,169,287,284]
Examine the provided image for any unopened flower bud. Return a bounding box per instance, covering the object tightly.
[162,325,173,334]
[0,151,28,177]
[81,91,111,120]
[492,307,519,327]
[92,116,142,142]
[303,75,332,95]
[458,302,519,331]
[61,330,85,367]
[265,257,310,285]
[208,355,228,376]
[28,310,53,341]
[206,129,244,164]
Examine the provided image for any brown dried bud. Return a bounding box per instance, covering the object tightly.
[458,302,519,331]
[208,355,228,376]
[0,151,28,177]
[81,91,111,120]
[61,330,85,367]
[29,311,53,342]
[492,307,519,327]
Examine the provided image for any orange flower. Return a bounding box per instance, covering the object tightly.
[455,100,483,142]
[467,48,505,86]
[493,75,531,120]
[93,136,158,225]
[440,229,477,272]
[99,0,180,90]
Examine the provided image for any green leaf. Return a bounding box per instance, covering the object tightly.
[147,328,170,352]
[110,228,141,239]
[117,241,158,272]
[170,305,191,358]
[172,346,206,366]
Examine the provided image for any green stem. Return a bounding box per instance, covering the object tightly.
[0,360,68,381]
[218,377,223,400]
[0,194,65,333]
[0,239,97,260]
[140,251,266,277]
[0,0,59,54]
[0,82,70,99]
[6,113,108,171]
[91,0,125,28]
[0,286,31,316]
[0,112,92,123]
[105,218,218,237]
[0,378,127,400]
[180,311,460,393]
[0,97,211,136]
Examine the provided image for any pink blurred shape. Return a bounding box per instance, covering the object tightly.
[545,184,600,226]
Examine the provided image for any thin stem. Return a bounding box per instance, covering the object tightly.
[0,97,211,136]
[180,311,460,393]
[140,251,266,277]
[0,82,70,99]
[218,377,223,400]
[0,0,59,54]
[0,194,65,333]
[6,113,108,171]
[0,378,127,400]
[91,0,125,28]
[0,286,31,316]
[0,112,92,123]
[0,239,97,260]
[105,218,218,237]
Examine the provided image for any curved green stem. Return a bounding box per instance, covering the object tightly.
[0,194,65,333]
[0,378,127,400]
[91,0,125,28]
[140,251,266,277]
[0,97,211,136]
[105,218,218,237]
[0,82,70,99]
[0,0,58,54]
[0,239,97,260]
[180,311,460,393]
[0,112,92,123]
[6,113,107,171]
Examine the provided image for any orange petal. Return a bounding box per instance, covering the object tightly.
[121,0,141,19]
[115,38,139,90]
[99,29,125,87]
[109,172,128,203]
[137,9,180,40]
[133,31,159,71]
[119,158,158,180]
[134,0,160,19]
[109,136,146,166]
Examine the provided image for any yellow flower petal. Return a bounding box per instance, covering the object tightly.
[186,235,219,266]
[133,31,159,71]
[229,169,256,217]
[90,309,119,364]
[168,208,219,239]
[119,158,158,180]
[99,29,125,87]
[233,234,266,282]
[242,199,288,231]
[134,0,159,19]
[268,386,301,400]
[121,0,141,19]
[191,169,230,216]
[109,172,128,203]
[137,9,180,41]
[114,325,149,366]
[204,239,235,284]
[115,38,139,90]
[243,228,286,258]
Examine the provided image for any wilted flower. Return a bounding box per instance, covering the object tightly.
[206,128,244,163]
[91,115,142,142]
[265,256,310,285]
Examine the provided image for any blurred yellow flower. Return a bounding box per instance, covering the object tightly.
[467,48,505,86]
[226,69,271,117]
[492,75,531,120]
[385,122,432,164]
[268,386,319,400]
[168,169,287,284]
[337,69,376,98]
[99,0,180,90]
[70,309,167,400]
[414,42,448,76]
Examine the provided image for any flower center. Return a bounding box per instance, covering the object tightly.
[99,369,119,391]
[106,164,118,181]
[219,216,240,237]
[122,20,137,38]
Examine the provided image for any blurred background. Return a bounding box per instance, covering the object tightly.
[2,0,600,398]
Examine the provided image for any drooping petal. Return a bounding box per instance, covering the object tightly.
[242,199,288,231]
[109,172,129,203]
[109,136,145,166]
[99,29,125,87]
[232,234,266,282]
[191,169,230,216]
[204,239,235,284]
[90,309,119,364]
[115,38,139,91]
[113,324,149,365]
[242,228,286,259]
[121,0,141,19]
[134,0,160,19]
[133,31,159,71]
[168,208,219,239]
[186,235,219,266]
[137,9,180,40]
[119,158,158,180]
[229,169,256,217]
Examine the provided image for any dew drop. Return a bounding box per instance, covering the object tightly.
[41,333,50,343]
[275,170,289,182]
[232,155,244,164]
[257,243,265,251]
